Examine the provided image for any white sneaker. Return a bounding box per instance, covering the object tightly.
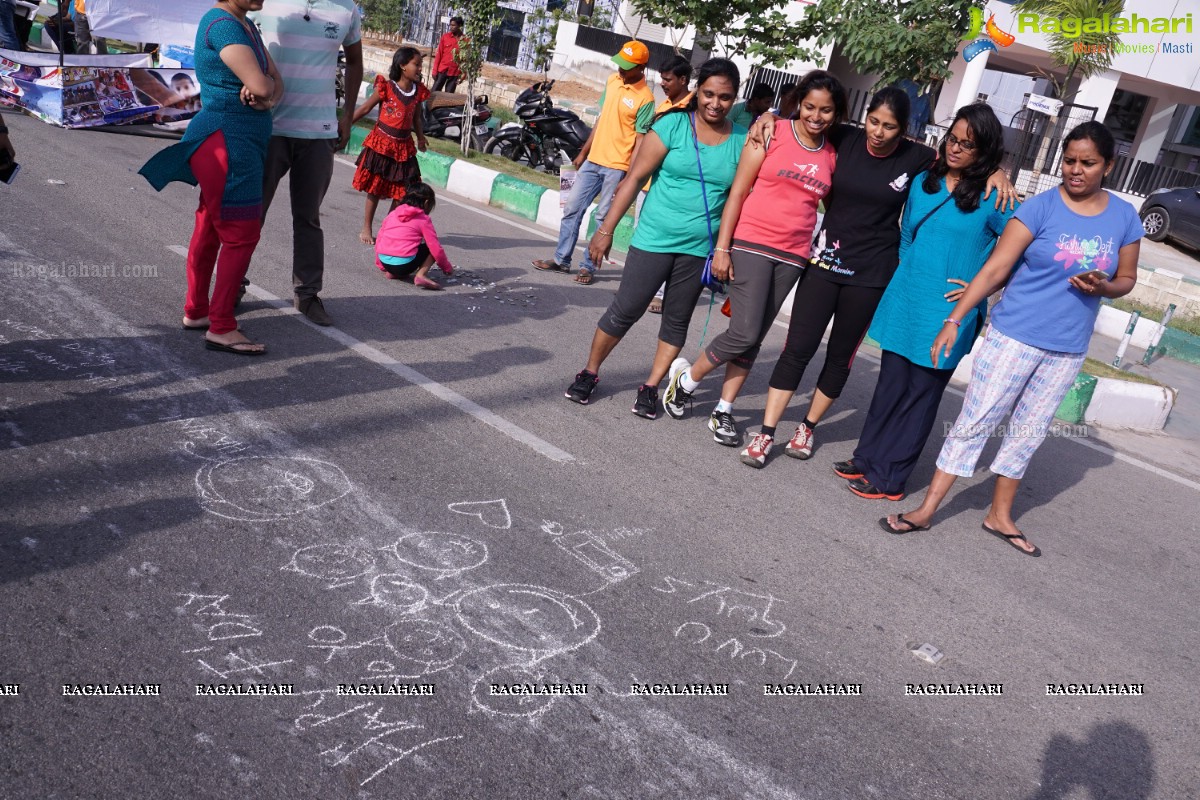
[662,358,693,419]
[708,410,739,447]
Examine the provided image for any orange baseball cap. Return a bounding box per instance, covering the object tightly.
[611,41,650,69]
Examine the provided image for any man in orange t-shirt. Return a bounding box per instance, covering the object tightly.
[431,16,465,93]
[533,41,656,284]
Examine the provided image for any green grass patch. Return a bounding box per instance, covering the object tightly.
[1108,297,1200,336]
[422,137,561,190]
[348,118,561,191]
[1080,358,1165,386]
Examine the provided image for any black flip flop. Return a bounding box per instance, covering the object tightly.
[878,514,930,535]
[982,523,1041,557]
[182,321,209,331]
[533,259,569,273]
[205,339,266,356]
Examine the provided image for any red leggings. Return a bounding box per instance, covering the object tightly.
[185,131,262,335]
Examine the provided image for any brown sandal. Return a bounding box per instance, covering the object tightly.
[574,269,594,285]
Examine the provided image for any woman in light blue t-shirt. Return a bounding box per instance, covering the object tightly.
[884,121,1142,558]
[560,58,747,419]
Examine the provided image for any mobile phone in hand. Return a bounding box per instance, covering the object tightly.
[1072,269,1108,282]
[0,150,18,185]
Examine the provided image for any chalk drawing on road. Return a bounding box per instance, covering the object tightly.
[196,456,353,521]
[307,621,468,680]
[540,520,564,536]
[652,576,787,638]
[454,583,600,658]
[382,531,489,578]
[554,530,640,585]
[673,622,798,681]
[283,544,378,587]
[470,664,561,718]
[447,499,512,529]
[294,686,463,787]
[355,575,430,615]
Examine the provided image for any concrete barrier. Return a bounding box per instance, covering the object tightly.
[415,151,454,188]
[1084,378,1175,431]
[446,159,497,204]
[490,175,546,221]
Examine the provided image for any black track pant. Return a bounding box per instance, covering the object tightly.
[767,269,884,399]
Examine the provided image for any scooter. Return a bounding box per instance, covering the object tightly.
[483,80,591,174]
[421,92,493,151]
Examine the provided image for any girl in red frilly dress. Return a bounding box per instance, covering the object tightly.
[351,46,429,244]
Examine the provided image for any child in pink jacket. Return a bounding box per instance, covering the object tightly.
[374,182,455,290]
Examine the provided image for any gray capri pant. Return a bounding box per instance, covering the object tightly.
[597,246,707,348]
[703,248,803,368]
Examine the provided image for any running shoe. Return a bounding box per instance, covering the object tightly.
[565,370,598,405]
[708,410,739,446]
[632,384,659,419]
[784,423,814,459]
[740,432,774,468]
[662,358,693,419]
[832,459,864,480]
[847,476,904,501]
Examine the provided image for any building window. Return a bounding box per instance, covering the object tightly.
[1181,107,1200,148]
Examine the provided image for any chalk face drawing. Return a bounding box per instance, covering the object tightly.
[454,583,601,657]
[447,499,512,529]
[356,575,430,614]
[471,664,561,718]
[196,456,352,521]
[283,544,378,586]
[382,531,489,577]
[307,620,467,679]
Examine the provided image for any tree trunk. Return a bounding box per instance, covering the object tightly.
[460,74,475,157]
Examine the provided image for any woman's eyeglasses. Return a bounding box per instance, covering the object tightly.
[946,132,977,152]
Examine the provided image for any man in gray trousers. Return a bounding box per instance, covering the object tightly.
[248,0,364,327]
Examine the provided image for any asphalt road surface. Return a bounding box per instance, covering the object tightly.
[1,111,1197,799]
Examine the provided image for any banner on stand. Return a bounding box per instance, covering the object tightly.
[1,50,200,131]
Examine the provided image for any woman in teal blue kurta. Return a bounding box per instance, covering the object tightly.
[139,0,281,355]
[844,103,1015,503]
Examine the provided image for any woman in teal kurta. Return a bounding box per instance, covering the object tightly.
[139,0,281,355]
[844,103,1015,503]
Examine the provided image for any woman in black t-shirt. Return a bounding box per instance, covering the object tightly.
[739,89,1017,470]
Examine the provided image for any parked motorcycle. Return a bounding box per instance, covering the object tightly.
[483,80,591,174]
[422,91,493,151]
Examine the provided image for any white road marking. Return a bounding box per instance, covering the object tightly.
[164,246,575,464]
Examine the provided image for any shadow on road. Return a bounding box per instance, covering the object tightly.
[1025,721,1154,799]
[0,496,199,584]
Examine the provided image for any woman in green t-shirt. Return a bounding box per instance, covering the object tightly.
[563,58,747,419]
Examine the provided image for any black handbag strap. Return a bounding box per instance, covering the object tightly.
[911,193,954,241]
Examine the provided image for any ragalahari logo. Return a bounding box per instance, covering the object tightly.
[962,5,1016,62]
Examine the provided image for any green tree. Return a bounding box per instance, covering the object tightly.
[631,0,977,83]
[783,0,976,88]
[359,0,408,34]
[457,0,500,155]
[629,0,815,64]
